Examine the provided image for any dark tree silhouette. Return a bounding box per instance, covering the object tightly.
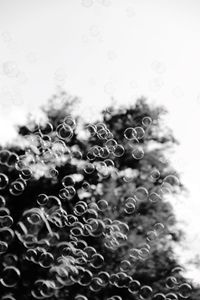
[0,91,197,300]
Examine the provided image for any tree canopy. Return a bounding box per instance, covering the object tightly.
[0,91,197,300]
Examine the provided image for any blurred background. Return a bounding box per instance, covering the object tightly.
[0,0,200,285]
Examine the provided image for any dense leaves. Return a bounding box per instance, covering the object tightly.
[0,92,198,299]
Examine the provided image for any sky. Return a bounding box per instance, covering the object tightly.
[0,0,200,283]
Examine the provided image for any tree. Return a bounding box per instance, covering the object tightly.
[0,91,196,300]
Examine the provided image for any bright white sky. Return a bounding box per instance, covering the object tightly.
[0,0,200,283]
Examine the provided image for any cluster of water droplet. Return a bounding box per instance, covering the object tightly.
[0,112,192,300]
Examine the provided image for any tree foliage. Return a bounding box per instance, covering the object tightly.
[0,91,197,300]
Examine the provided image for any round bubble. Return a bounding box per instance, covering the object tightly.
[87,149,96,161]
[132,146,144,160]
[160,182,173,194]
[0,173,9,190]
[63,116,76,129]
[3,254,18,267]
[0,266,20,287]
[153,222,165,235]
[142,116,152,127]
[82,181,91,192]
[139,285,153,299]
[134,126,145,139]
[124,200,136,214]
[0,227,15,244]
[27,212,42,225]
[56,124,73,140]
[134,186,148,201]
[84,162,95,174]
[150,168,160,181]
[149,192,162,203]
[48,167,58,178]
[163,174,179,186]
[78,269,93,286]
[128,279,141,294]
[59,188,70,200]
[9,179,26,196]
[165,276,178,289]
[139,247,150,259]
[178,283,192,298]
[124,127,138,141]
[100,147,110,158]
[38,122,53,135]
[64,186,76,199]
[120,259,132,272]
[37,194,48,206]
[146,230,158,243]
[20,167,32,180]
[39,252,54,268]
[0,215,13,227]
[74,202,87,216]
[97,199,108,211]
[113,144,125,157]
[97,128,109,140]
[62,175,75,187]
[105,139,118,152]
[90,253,104,269]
